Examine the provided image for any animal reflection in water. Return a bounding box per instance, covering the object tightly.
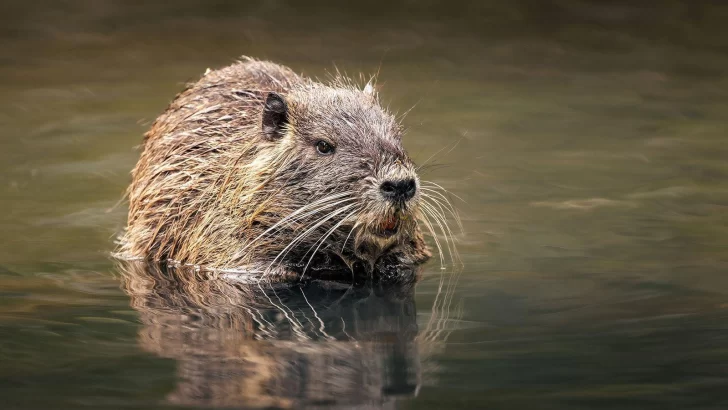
[119,261,458,409]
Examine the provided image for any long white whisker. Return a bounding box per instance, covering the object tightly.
[301,208,359,278]
[420,185,461,215]
[422,200,460,265]
[420,180,466,204]
[423,193,462,241]
[421,202,454,263]
[263,204,357,278]
[417,209,445,268]
[341,221,360,253]
[421,189,463,232]
[235,194,355,259]
[250,197,355,243]
[279,204,357,267]
[422,199,458,267]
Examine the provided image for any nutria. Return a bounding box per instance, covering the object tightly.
[120,57,457,283]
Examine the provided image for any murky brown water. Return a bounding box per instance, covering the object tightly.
[2,1,728,409]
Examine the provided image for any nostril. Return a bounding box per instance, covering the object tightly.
[403,178,416,198]
[380,181,397,195]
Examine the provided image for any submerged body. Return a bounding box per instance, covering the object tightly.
[121,58,435,283]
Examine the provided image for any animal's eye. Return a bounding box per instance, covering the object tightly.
[315,140,334,155]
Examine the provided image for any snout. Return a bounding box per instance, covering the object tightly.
[380,178,417,202]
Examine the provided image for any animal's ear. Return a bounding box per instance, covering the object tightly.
[262,92,288,140]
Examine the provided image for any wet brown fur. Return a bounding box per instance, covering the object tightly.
[120,57,433,282]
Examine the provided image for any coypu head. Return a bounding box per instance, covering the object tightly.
[254,80,425,274]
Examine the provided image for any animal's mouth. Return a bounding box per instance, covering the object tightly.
[375,214,400,238]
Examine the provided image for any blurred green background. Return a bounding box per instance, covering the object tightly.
[1,1,728,409]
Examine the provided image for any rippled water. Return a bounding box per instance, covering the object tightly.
[2,1,728,409]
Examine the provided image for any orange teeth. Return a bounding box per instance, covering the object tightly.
[381,215,398,231]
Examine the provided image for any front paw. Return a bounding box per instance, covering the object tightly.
[374,253,420,285]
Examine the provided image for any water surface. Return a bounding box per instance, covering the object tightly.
[2,1,728,409]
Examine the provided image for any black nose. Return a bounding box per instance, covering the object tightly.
[380,178,417,202]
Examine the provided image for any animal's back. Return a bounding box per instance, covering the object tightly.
[122,59,304,264]
[145,59,302,146]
